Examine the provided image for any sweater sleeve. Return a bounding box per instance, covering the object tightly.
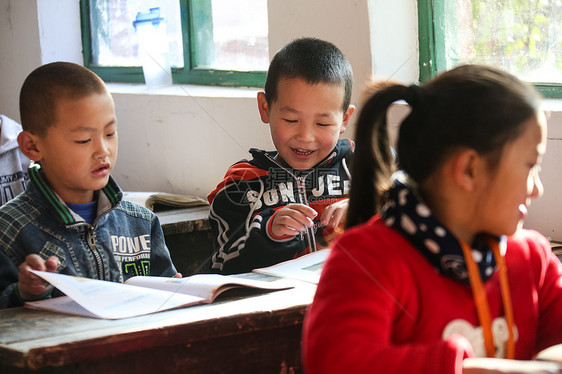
[208,167,305,274]
[303,228,472,374]
[0,247,23,309]
[526,230,562,352]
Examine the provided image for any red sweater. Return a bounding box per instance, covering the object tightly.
[303,216,562,374]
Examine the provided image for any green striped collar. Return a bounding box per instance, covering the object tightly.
[29,163,121,225]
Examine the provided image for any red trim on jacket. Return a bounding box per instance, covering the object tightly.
[207,163,270,203]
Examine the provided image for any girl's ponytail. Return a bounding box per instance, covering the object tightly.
[346,84,408,228]
[347,64,540,229]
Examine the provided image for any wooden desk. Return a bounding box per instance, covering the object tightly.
[155,206,214,276]
[156,206,210,235]
[0,281,315,374]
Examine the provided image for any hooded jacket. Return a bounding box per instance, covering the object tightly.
[0,115,30,205]
[208,139,354,274]
[0,163,177,308]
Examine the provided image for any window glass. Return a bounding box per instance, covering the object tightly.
[419,0,562,97]
[89,0,183,67]
[450,0,562,84]
[83,0,268,87]
[197,0,269,71]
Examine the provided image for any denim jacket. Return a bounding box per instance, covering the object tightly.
[0,163,177,308]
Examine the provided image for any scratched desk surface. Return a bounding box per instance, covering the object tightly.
[0,282,315,374]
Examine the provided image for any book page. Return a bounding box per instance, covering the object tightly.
[536,344,562,365]
[125,274,292,301]
[26,296,102,319]
[462,357,560,373]
[253,249,331,284]
[26,271,205,319]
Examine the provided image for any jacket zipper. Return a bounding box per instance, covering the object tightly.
[265,154,328,253]
[296,176,317,252]
[86,226,105,280]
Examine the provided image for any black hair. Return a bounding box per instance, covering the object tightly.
[19,61,107,137]
[347,64,541,228]
[264,37,353,113]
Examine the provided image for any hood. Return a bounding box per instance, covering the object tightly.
[0,115,23,154]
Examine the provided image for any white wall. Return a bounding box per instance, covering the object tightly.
[0,0,41,117]
[110,85,270,197]
[1,0,562,240]
[268,0,374,101]
[368,0,419,83]
[525,104,562,241]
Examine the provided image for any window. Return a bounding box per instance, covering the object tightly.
[418,0,562,98]
[80,0,269,87]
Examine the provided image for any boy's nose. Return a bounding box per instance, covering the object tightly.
[94,140,110,159]
[295,124,315,142]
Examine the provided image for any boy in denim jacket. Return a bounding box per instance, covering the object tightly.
[0,62,179,309]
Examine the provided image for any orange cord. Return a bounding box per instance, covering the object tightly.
[460,240,515,359]
[489,239,516,359]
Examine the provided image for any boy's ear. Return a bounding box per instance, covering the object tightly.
[257,92,270,124]
[17,131,42,161]
[340,105,355,134]
[451,149,482,192]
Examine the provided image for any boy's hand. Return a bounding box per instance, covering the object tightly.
[271,204,317,238]
[18,254,59,300]
[320,199,348,229]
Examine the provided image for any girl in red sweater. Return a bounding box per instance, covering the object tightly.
[303,65,562,374]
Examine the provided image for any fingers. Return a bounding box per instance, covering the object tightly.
[45,256,60,273]
[173,273,182,278]
[270,200,349,239]
[18,254,58,300]
[285,203,318,218]
[271,204,318,238]
[23,254,48,272]
[320,199,349,228]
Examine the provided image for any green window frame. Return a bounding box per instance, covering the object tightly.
[80,0,266,88]
[417,0,562,98]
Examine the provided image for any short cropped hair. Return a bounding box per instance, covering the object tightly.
[264,37,353,113]
[19,62,107,137]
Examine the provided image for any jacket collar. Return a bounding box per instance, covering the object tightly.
[28,163,122,225]
[249,138,354,172]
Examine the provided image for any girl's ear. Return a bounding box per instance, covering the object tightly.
[257,92,270,124]
[17,131,42,161]
[340,105,355,134]
[451,149,482,192]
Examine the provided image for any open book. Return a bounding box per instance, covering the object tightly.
[24,249,331,320]
[254,248,330,284]
[536,344,562,365]
[463,356,561,373]
[25,271,292,320]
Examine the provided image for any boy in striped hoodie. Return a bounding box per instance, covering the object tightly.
[208,38,355,274]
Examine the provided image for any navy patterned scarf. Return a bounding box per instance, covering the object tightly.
[381,173,500,283]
